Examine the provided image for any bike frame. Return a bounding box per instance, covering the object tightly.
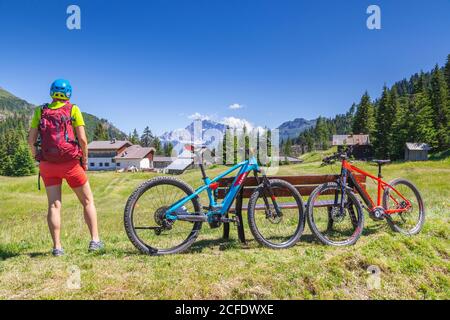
[341,159,411,214]
[165,156,260,222]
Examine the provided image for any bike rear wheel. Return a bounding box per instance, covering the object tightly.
[124,176,202,255]
[383,178,425,235]
[247,179,305,249]
[306,182,364,246]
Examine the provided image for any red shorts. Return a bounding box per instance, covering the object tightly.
[40,159,88,188]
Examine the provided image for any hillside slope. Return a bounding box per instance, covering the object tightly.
[0,87,34,119]
[0,87,126,141]
[277,118,316,141]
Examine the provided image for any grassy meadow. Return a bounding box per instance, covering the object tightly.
[0,151,449,299]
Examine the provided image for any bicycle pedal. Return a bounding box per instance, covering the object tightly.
[231,216,241,226]
[220,217,237,224]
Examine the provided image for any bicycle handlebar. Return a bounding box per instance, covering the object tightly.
[322,146,353,164]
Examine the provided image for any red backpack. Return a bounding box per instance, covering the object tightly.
[36,102,82,163]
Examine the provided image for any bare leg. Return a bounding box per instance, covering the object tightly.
[72,182,100,242]
[46,185,63,249]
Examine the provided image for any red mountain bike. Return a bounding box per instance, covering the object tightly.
[306,152,425,246]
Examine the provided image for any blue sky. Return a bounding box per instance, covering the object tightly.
[0,0,449,135]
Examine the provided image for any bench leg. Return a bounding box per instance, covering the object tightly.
[348,202,358,228]
[222,213,230,240]
[327,206,334,232]
[235,189,247,244]
[236,211,246,244]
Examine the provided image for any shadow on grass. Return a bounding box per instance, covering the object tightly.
[299,234,318,243]
[189,238,242,253]
[0,249,20,261]
[0,250,50,260]
[27,252,48,258]
[362,224,385,236]
[297,224,384,245]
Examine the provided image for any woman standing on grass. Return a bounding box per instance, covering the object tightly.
[28,79,103,256]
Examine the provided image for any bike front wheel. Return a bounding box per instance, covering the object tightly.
[306,182,364,246]
[247,179,305,249]
[124,176,203,255]
[383,178,425,235]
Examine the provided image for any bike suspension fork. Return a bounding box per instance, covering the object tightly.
[339,167,348,213]
[254,171,282,216]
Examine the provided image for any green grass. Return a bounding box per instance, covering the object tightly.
[0,155,449,299]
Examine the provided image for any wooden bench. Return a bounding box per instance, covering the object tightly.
[216,174,366,244]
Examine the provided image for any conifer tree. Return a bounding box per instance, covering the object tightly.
[389,89,404,159]
[314,117,329,150]
[352,92,375,135]
[411,93,437,146]
[152,136,163,154]
[445,54,450,95]
[374,86,391,158]
[283,137,292,157]
[140,126,154,147]
[12,143,36,176]
[0,130,36,176]
[93,122,109,140]
[266,128,272,157]
[164,142,174,157]
[129,129,140,145]
[221,127,228,165]
[429,65,450,149]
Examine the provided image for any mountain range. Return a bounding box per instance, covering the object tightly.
[161,117,316,144]
[161,119,227,144]
[277,118,317,141]
[1,86,317,145]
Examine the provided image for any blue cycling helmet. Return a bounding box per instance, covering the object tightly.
[50,79,72,100]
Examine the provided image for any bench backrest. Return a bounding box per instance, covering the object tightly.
[216,174,366,199]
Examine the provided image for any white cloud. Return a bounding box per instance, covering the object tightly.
[221,117,253,130]
[229,103,244,110]
[188,112,211,121]
[186,113,261,132]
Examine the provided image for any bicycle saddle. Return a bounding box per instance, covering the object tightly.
[372,159,391,165]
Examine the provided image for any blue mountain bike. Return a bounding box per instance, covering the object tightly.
[124,148,305,255]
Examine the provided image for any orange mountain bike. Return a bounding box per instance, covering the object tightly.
[306,151,425,246]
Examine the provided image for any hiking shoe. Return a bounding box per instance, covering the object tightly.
[52,248,64,257]
[88,240,104,252]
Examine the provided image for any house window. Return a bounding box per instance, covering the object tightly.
[99,163,103,167]
[90,163,95,167]
[105,163,110,167]
[116,163,121,167]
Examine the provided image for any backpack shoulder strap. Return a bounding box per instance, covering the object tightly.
[68,104,82,123]
[67,102,76,121]
[39,103,49,112]
[37,104,49,120]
